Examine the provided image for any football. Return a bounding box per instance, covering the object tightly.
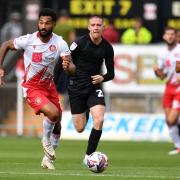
[87,152,108,173]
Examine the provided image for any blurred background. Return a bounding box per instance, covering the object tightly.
[0,0,179,141]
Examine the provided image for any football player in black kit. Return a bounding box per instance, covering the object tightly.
[63,16,114,165]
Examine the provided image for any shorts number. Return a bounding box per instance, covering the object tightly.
[96,89,104,97]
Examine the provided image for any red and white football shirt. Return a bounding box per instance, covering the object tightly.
[157,44,180,110]
[157,44,180,84]
[13,31,70,89]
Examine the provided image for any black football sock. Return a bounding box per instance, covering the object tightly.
[52,120,61,135]
[178,124,180,137]
[86,109,90,122]
[86,128,102,155]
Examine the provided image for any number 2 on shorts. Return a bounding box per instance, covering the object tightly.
[96,89,104,97]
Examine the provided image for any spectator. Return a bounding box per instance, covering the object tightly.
[102,20,120,43]
[121,16,152,44]
[1,11,23,43]
[53,9,76,110]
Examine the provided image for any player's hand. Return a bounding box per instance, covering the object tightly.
[91,75,104,84]
[61,55,70,71]
[176,73,180,83]
[153,64,159,71]
[0,67,5,85]
[153,65,166,80]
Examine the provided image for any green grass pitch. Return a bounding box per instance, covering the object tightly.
[0,137,180,180]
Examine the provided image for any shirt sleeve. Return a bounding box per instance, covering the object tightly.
[103,44,115,82]
[59,39,71,57]
[13,34,30,50]
[175,51,180,62]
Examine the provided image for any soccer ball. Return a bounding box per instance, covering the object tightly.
[87,152,108,173]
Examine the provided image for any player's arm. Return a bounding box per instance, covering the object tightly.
[91,45,114,85]
[59,39,77,75]
[0,39,16,85]
[176,73,180,82]
[61,54,76,75]
[176,61,180,73]
[153,65,166,80]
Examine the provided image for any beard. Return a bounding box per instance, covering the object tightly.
[166,40,176,47]
[38,27,52,38]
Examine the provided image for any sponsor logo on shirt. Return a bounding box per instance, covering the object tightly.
[32,52,42,63]
[165,59,171,67]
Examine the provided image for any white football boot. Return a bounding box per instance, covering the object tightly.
[168,148,180,155]
[42,140,56,160]
[41,155,55,170]
[83,154,89,167]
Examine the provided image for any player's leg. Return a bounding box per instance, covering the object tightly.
[86,105,105,153]
[83,105,105,165]
[72,113,88,132]
[41,84,63,169]
[164,108,180,155]
[51,116,62,150]
[167,109,180,155]
[69,91,88,132]
[83,88,105,165]
[40,102,60,160]
[26,85,61,169]
[167,92,180,155]
[26,88,60,160]
[162,87,179,154]
[178,116,180,136]
[41,115,62,170]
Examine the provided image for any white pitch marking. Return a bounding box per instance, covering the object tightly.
[0,171,180,179]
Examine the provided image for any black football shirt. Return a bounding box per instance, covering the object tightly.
[69,34,114,91]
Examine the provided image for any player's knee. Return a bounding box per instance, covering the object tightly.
[48,109,60,122]
[73,121,85,133]
[73,115,87,133]
[93,114,103,123]
[76,128,84,133]
[93,118,104,130]
[75,125,85,133]
[167,118,177,126]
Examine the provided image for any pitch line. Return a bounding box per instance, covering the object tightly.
[0,171,180,179]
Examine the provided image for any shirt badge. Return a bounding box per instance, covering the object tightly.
[35,97,42,105]
[70,42,77,51]
[49,45,57,52]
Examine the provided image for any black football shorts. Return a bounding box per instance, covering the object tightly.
[68,87,105,114]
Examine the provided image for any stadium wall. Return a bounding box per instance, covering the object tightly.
[104,44,165,94]
[61,111,169,141]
